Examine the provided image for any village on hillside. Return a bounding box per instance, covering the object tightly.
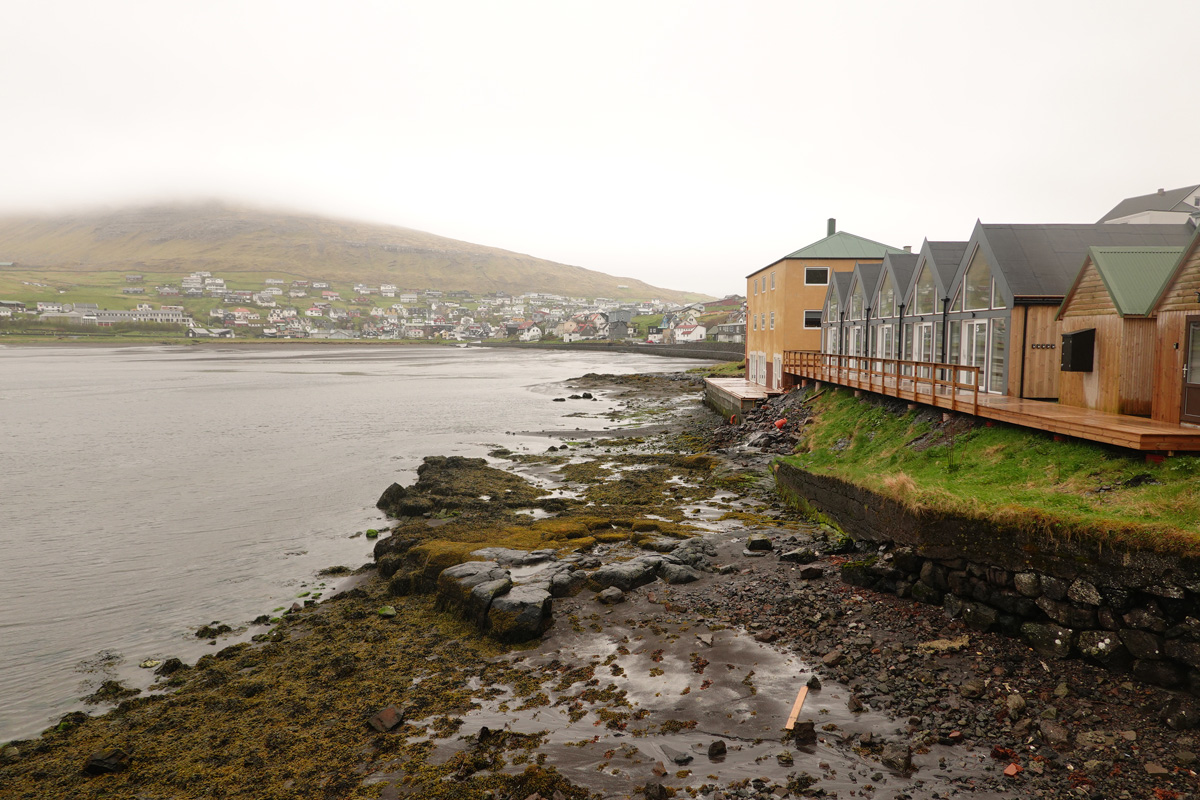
[0,276,747,345]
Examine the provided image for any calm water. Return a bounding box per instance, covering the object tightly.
[0,344,705,741]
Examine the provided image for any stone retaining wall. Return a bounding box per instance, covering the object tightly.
[775,461,1200,695]
[478,340,744,361]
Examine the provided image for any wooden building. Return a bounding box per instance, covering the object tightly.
[745,219,902,390]
[939,222,1196,398]
[1057,247,1183,416]
[842,261,883,358]
[866,251,919,361]
[1150,229,1200,425]
[819,271,855,360]
[894,240,965,364]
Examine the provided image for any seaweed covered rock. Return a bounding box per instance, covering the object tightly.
[376,456,546,518]
[436,561,513,626]
[487,585,552,643]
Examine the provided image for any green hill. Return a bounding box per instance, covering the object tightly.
[0,202,708,304]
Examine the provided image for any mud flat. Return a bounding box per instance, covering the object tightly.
[2,372,1197,799]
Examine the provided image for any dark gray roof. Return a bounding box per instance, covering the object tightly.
[926,241,969,287]
[880,252,919,295]
[1097,184,1200,223]
[830,270,854,304]
[973,223,1197,298]
[854,261,883,300]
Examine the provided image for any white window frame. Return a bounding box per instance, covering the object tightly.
[805,267,829,285]
[803,310,822,329]
[769,311,775,330]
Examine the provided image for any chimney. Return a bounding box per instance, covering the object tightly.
[1158,188,1166,194]
[903,245,912,252]
[827,218,836,237]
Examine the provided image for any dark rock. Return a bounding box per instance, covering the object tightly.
[891,547,924,574]
[920,561,949,592]
[660,562,701,585]
[946,570,971,597]
[991,590,1039,618]
[1039,720,1071,748]
[1098,606,1122,631]
[1161,698,1200,730]
[780,548,817,564]
[1101,586,1133,613]
[707,740,727,759]
[841,559,878,589]
[1125,607,1168,633]
[910,581,944,606]
[1166,639,1200,669]
[1014,572,1042,598]
[598,587,625,605]
[1133,659,1185,688]
[798,566,824,580]
[1119,629,1163,660]
[436,561,511,620]
[745,533,774,551]
[1021,623,1074,659]
[83,748,130,776]
[962,602,998,632]
[368,705,404,732]
[1036,596,1096,629]
[880,743,912,773]
[960,678,986,699]
[1041,576,1068,601]
[1077,631,1132,670]
[487,585,552,643]
[661,744,693,765]
[590,559,659,592]
[548,568,587,598]
[789,719,817,744]
[986,566,1010,587]
[943,593,965,619]
[821,650,844,667]
[1068,579,1102,606]
[154,658,187,676]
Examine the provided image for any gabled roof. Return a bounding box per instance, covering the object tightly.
[1149,226,1200,314]
[878,252,919,297]
[965,222,1197,300]
[785,231,905,260]
[1098,184,1200,223]
[750,231,904,277]
[825,271,854,311]
[851,262,883,301]
[1060,247,1185,318]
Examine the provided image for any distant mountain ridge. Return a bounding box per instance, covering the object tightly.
[0,202,707,303]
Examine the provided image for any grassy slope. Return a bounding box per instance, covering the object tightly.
[784,388,1200,556]
[0,203,709,304]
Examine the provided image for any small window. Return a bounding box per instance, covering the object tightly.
[805,267,829,285]
[769,311,775,330]
[761,313,766,329]
[804,310,822,328]
[770,271,776,290]
[752,315,757,331]
[753,278,758,295]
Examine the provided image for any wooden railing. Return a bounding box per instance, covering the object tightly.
[782,350,981,414]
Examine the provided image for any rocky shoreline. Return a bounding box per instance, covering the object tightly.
[2,371,1198,799]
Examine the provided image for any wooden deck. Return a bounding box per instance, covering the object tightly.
[703,378,781,422]
[783,350,1200,453]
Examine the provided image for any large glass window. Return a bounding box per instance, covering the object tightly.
[850,281,864,320]
[877,271,897,319]
[964,249,993,311]
[989,319,1007,392]
[912,265,936,315]
[827,291,839,321]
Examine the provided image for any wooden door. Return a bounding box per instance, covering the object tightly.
[1183,316,1200,424]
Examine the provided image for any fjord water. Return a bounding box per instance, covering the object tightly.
[0,344,703,741]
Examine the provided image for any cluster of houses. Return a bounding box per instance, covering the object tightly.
[744,183,1200,427]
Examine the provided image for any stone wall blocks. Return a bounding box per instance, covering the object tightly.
[1041,576,1069,601]
[920,561,949,592]
[970,579,993,605]
[1077,630,1132,671]
[1097,607,1122,631]
[1119,629,1164,660]
[1035,596,1097,630]
[890,547,924,575]
[1165,639,1200,670]
[1021,622,1075,659]
[992,590,1040,619]
[1124,607,1168,634]
[943,593,965,620]
[1100,586,1132,613]
[986,566,1011,588]
[911,580,944,606]
[1013,572,1042,598]
[946,570,970,597]
[962,602,998,632]
[1067,579,1102,606]
[1132,659,1185,689]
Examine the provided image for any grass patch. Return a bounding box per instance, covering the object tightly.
[784,389,1200,555]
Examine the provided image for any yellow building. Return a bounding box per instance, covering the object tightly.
[746,220,903,389]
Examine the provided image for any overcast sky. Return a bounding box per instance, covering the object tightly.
[2,1,1197,296]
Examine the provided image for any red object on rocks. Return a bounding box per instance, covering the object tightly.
[774,419,787,429]
[1003,763,1023,777]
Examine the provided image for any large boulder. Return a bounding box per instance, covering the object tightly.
[589,559,660,592]
[436,561,511,621]
[487,585,552,643]
[377,456,545,518]
[660,562,701,585]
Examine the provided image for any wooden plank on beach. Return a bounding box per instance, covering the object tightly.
[784,685,809,730]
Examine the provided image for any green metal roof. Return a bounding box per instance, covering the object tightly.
[783,231,904,260]
[1088,246,1185,316]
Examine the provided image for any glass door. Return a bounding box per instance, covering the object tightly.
[962,320,988,389]
[1184,317,1200,424]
